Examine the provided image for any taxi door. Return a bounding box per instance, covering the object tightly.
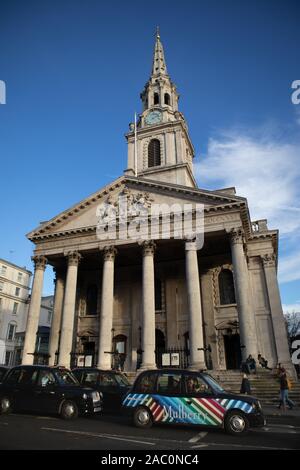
[183,373,224,427]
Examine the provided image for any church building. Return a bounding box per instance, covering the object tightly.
[23,32,292,374]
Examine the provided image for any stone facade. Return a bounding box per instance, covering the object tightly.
[23,32,293,375]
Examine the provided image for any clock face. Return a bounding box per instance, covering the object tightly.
[145,110,162,125]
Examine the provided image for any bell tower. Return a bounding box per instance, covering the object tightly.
[125,29,197,188]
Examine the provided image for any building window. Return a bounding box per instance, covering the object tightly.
[155,277,165,312]
[0,297,2,311]
[154,92,159,105]
[164,93,170,105]
[13,302,18,315]
[0,281,4,292]
[5,351,13,366]
[7,323,16,341]
[1,265,7,276]
[86,284,98,315]
[148,139,161,167]
[47,311,52,324]
[17,272,23,283]
[15,287,20,297]
[218,269,236,305]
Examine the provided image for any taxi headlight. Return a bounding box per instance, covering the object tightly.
[92,391,100,402]
[82,393,88,400]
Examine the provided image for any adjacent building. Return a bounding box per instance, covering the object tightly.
[23,32,293,375]
[15,295,53,365]
[0,259,31,365]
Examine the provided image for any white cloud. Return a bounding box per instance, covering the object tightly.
[278,252,300,284]
[282,303,300,314]
[195,126,300,282]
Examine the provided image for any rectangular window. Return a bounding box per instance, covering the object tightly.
[0,281,4,292]
[5,351,12,366]
[13,302,18,315]
[15,287,20,297]
[1,265,7,276]
[7,324,16,341]
[17,272,23,283]
[47,311,52,324]
[0,297,2,310]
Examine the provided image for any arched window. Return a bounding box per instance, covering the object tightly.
[86,284,98,315]
[164,93,170,105]
[148,139,161,167]
[154,92,159,105]
[218,269,236,305]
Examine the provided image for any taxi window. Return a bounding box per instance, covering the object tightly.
[18,369,38,385]
[37,370,56,387]
[135,373,156,393]
[83,371,99,387]
[184,375,212,394]
[157,373,182,394]
[5,369,21,384]
[99,373,116,387]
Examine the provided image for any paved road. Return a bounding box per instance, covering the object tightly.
[0,410,300,451]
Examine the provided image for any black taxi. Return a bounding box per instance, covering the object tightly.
[0,365,102,419]
[122,369,265,435]
[72,368,130,411]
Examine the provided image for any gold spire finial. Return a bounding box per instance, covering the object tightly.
[156,26,160,39]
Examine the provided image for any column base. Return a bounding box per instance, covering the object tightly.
[188,362,207,371]
[138,364,157,371]
[97,363,112,370]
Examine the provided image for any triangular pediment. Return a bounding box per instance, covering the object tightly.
[27,175,248,241]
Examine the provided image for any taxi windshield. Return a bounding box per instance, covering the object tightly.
[55,369,79,385]
[202,374,224,393]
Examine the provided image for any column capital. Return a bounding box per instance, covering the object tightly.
[228,227,244,245]
[261,253,276,268]
[31,255,47,271]
[185,237,198,251]
[102,245,117,261]
[140,240,156,256]
[66,251,82,266]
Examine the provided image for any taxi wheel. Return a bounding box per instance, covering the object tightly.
[224,410,249,436]
[60,400,79,420]
[0,396,12,415]
[133,406,153,429]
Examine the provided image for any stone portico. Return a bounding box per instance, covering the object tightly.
[23,32,292,375]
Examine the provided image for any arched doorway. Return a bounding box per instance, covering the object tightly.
[155,329,165,368]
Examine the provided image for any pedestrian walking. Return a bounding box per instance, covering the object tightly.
[278,368,295,411]
[240,373,251,395]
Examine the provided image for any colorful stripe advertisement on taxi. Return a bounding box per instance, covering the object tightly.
[123,394,253,426]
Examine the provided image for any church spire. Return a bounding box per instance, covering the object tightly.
[151,27,168,77]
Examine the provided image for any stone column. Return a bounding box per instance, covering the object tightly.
[58,252,81,368]
[22,256,47,365]
[97,246,117,370]
[48,269,65,366]
[185,240,206,370]
[139,241,156,370]
[262,253,292,372]
[229,228,257,360]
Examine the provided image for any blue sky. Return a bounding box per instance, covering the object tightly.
[0,0,299,311]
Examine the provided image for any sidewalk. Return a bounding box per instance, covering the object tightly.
[262,405,300,417]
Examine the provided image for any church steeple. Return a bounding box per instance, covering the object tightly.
[125,30,197,188]
[151,27,168,77]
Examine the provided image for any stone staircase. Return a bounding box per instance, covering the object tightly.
[124,369,300,405]
[209,369,300,405]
